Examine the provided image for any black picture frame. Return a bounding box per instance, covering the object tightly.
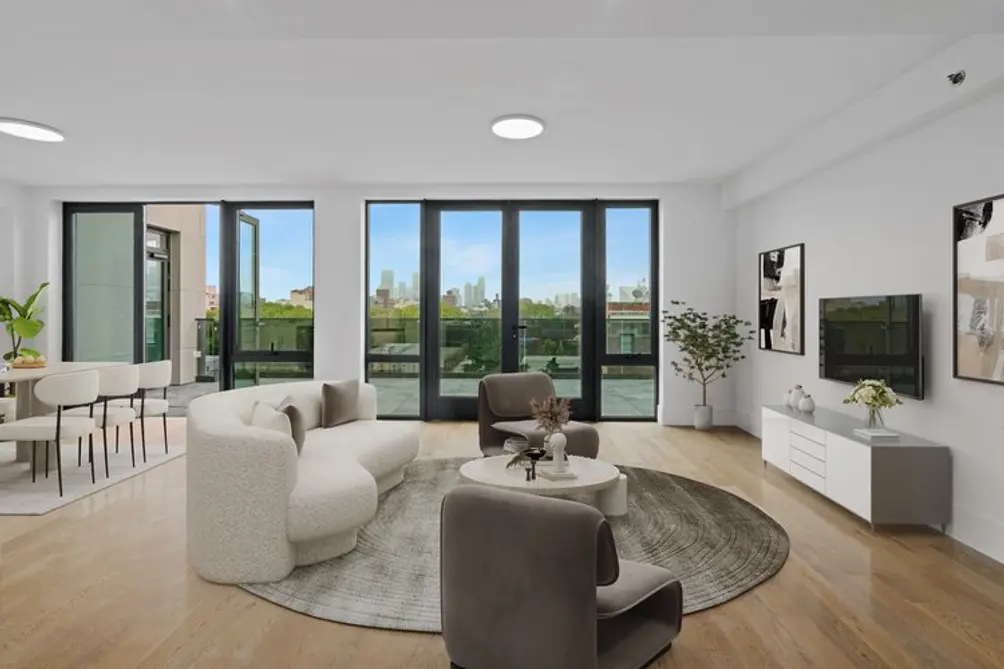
[953,192,1004,385]
[758,242,805,355]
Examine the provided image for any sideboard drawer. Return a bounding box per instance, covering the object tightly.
[790,447,825,477]
[790,461,826,495]
[790,420,826,445]
[790,433,826,461]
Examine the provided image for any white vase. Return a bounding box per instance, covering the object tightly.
[548,432,568,472]
[789,385,804,408]
[798,394,815,413]
[694,405,713,430]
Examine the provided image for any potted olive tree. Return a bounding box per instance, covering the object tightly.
[662,300,755,429]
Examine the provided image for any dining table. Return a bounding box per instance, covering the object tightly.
[1,361,126,471]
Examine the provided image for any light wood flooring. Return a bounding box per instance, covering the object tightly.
[2,419,1004,669]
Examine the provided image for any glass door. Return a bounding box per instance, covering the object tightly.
[423,202,597,420]
[63,203,145,363]
[145,258,168,362]
[220,202,314,389]
[424,204,508,418]
[517,205,595,419]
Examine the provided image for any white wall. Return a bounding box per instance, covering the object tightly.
[734,89,1004,562]
[14,182,736,425]
[0,181,22,301]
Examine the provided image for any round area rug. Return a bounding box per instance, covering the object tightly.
[241,458,789,632]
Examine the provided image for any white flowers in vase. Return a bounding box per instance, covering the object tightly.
[842,379,902,428]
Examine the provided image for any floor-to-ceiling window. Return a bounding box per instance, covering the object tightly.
[365,203,422,418]
[64,201,313,395]
[364,199,658,421]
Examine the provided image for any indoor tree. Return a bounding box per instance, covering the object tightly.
[662,299,755,429]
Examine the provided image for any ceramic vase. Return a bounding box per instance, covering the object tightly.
[694,405,713,430]
[789,385,805,408]
[548,432,568,472]
[798,394,815,413]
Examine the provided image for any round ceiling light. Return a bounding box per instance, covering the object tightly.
[0,118,65,142]
[491,114,545,140]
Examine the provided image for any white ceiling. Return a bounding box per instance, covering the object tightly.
[0,0,998,187]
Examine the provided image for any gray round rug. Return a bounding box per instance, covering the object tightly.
[241,457,789,632]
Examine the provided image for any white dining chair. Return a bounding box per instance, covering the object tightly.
[63,364,140,480]
[0,370,100,496]
[110,360,171,464]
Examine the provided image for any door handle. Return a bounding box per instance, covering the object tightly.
[511,324,528,341]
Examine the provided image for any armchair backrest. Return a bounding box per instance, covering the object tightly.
[441,485,617,669]
[479,371,555,419]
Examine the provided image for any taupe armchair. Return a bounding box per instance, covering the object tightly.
[441,485,683,669]
[477,371,599,458]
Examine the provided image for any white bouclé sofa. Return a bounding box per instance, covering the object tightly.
[186,381,419,584]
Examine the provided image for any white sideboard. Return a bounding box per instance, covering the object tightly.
[761,406,951,530]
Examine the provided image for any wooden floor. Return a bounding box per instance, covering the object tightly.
[2,419,1004,669]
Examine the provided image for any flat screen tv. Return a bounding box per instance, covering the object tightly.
[819,294,924,399]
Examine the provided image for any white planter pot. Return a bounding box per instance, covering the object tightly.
[694,405,713,430]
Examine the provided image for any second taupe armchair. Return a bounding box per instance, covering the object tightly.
[477,371,599,458]
[441,485,683,669]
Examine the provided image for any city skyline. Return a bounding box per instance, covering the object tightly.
[367,204,652,303]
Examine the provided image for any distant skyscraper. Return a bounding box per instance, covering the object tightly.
[463,282,474,308]
[380,269,395,294]
[476,276,486,304]
[411,272,420,300]
[397,281,408,301]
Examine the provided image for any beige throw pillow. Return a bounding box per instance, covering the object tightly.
[322,380,360,428]
[277,396,307,455]
[250,400,292,444]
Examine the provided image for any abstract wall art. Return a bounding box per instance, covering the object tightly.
[954,193,1004,384]
[759,243,804,355]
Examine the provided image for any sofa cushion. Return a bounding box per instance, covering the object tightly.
[250,400,291,437]
[302,420,420,480]
[322,380,360,428]
[287,448,378,543]
[280,390,323,430]
[277,397,307,454]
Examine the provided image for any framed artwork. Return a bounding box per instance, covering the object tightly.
[954,192,1004,384]
[758,243,804,355]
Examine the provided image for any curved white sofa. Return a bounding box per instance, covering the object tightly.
[186,380,419,584]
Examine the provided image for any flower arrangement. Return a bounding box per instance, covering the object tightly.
[530,395,571,435]
[506,396,571,470]
[842,379,902,428]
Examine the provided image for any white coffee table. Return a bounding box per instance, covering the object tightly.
[459,455,628,517]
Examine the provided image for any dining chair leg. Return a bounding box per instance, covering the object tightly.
[45,440,49,478]
[129,422,136,468]
[116,426,120,454]
[31,441,37,482]
[89,437,95,484]
[140,417,147,463]
[55,440,64,497]
[78,437,82,466]
[103,430,110,479]
[163,414,169,454]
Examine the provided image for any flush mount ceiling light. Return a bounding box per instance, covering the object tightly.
[491,114,545,140]
[0,118,65,142]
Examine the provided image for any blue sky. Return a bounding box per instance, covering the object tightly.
[205,203,652,302]
[205,204,315,301]
[367,203,652,302]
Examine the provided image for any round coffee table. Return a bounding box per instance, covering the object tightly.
[458,455,627,517]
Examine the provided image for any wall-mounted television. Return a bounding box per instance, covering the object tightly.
[819,294,924,399]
